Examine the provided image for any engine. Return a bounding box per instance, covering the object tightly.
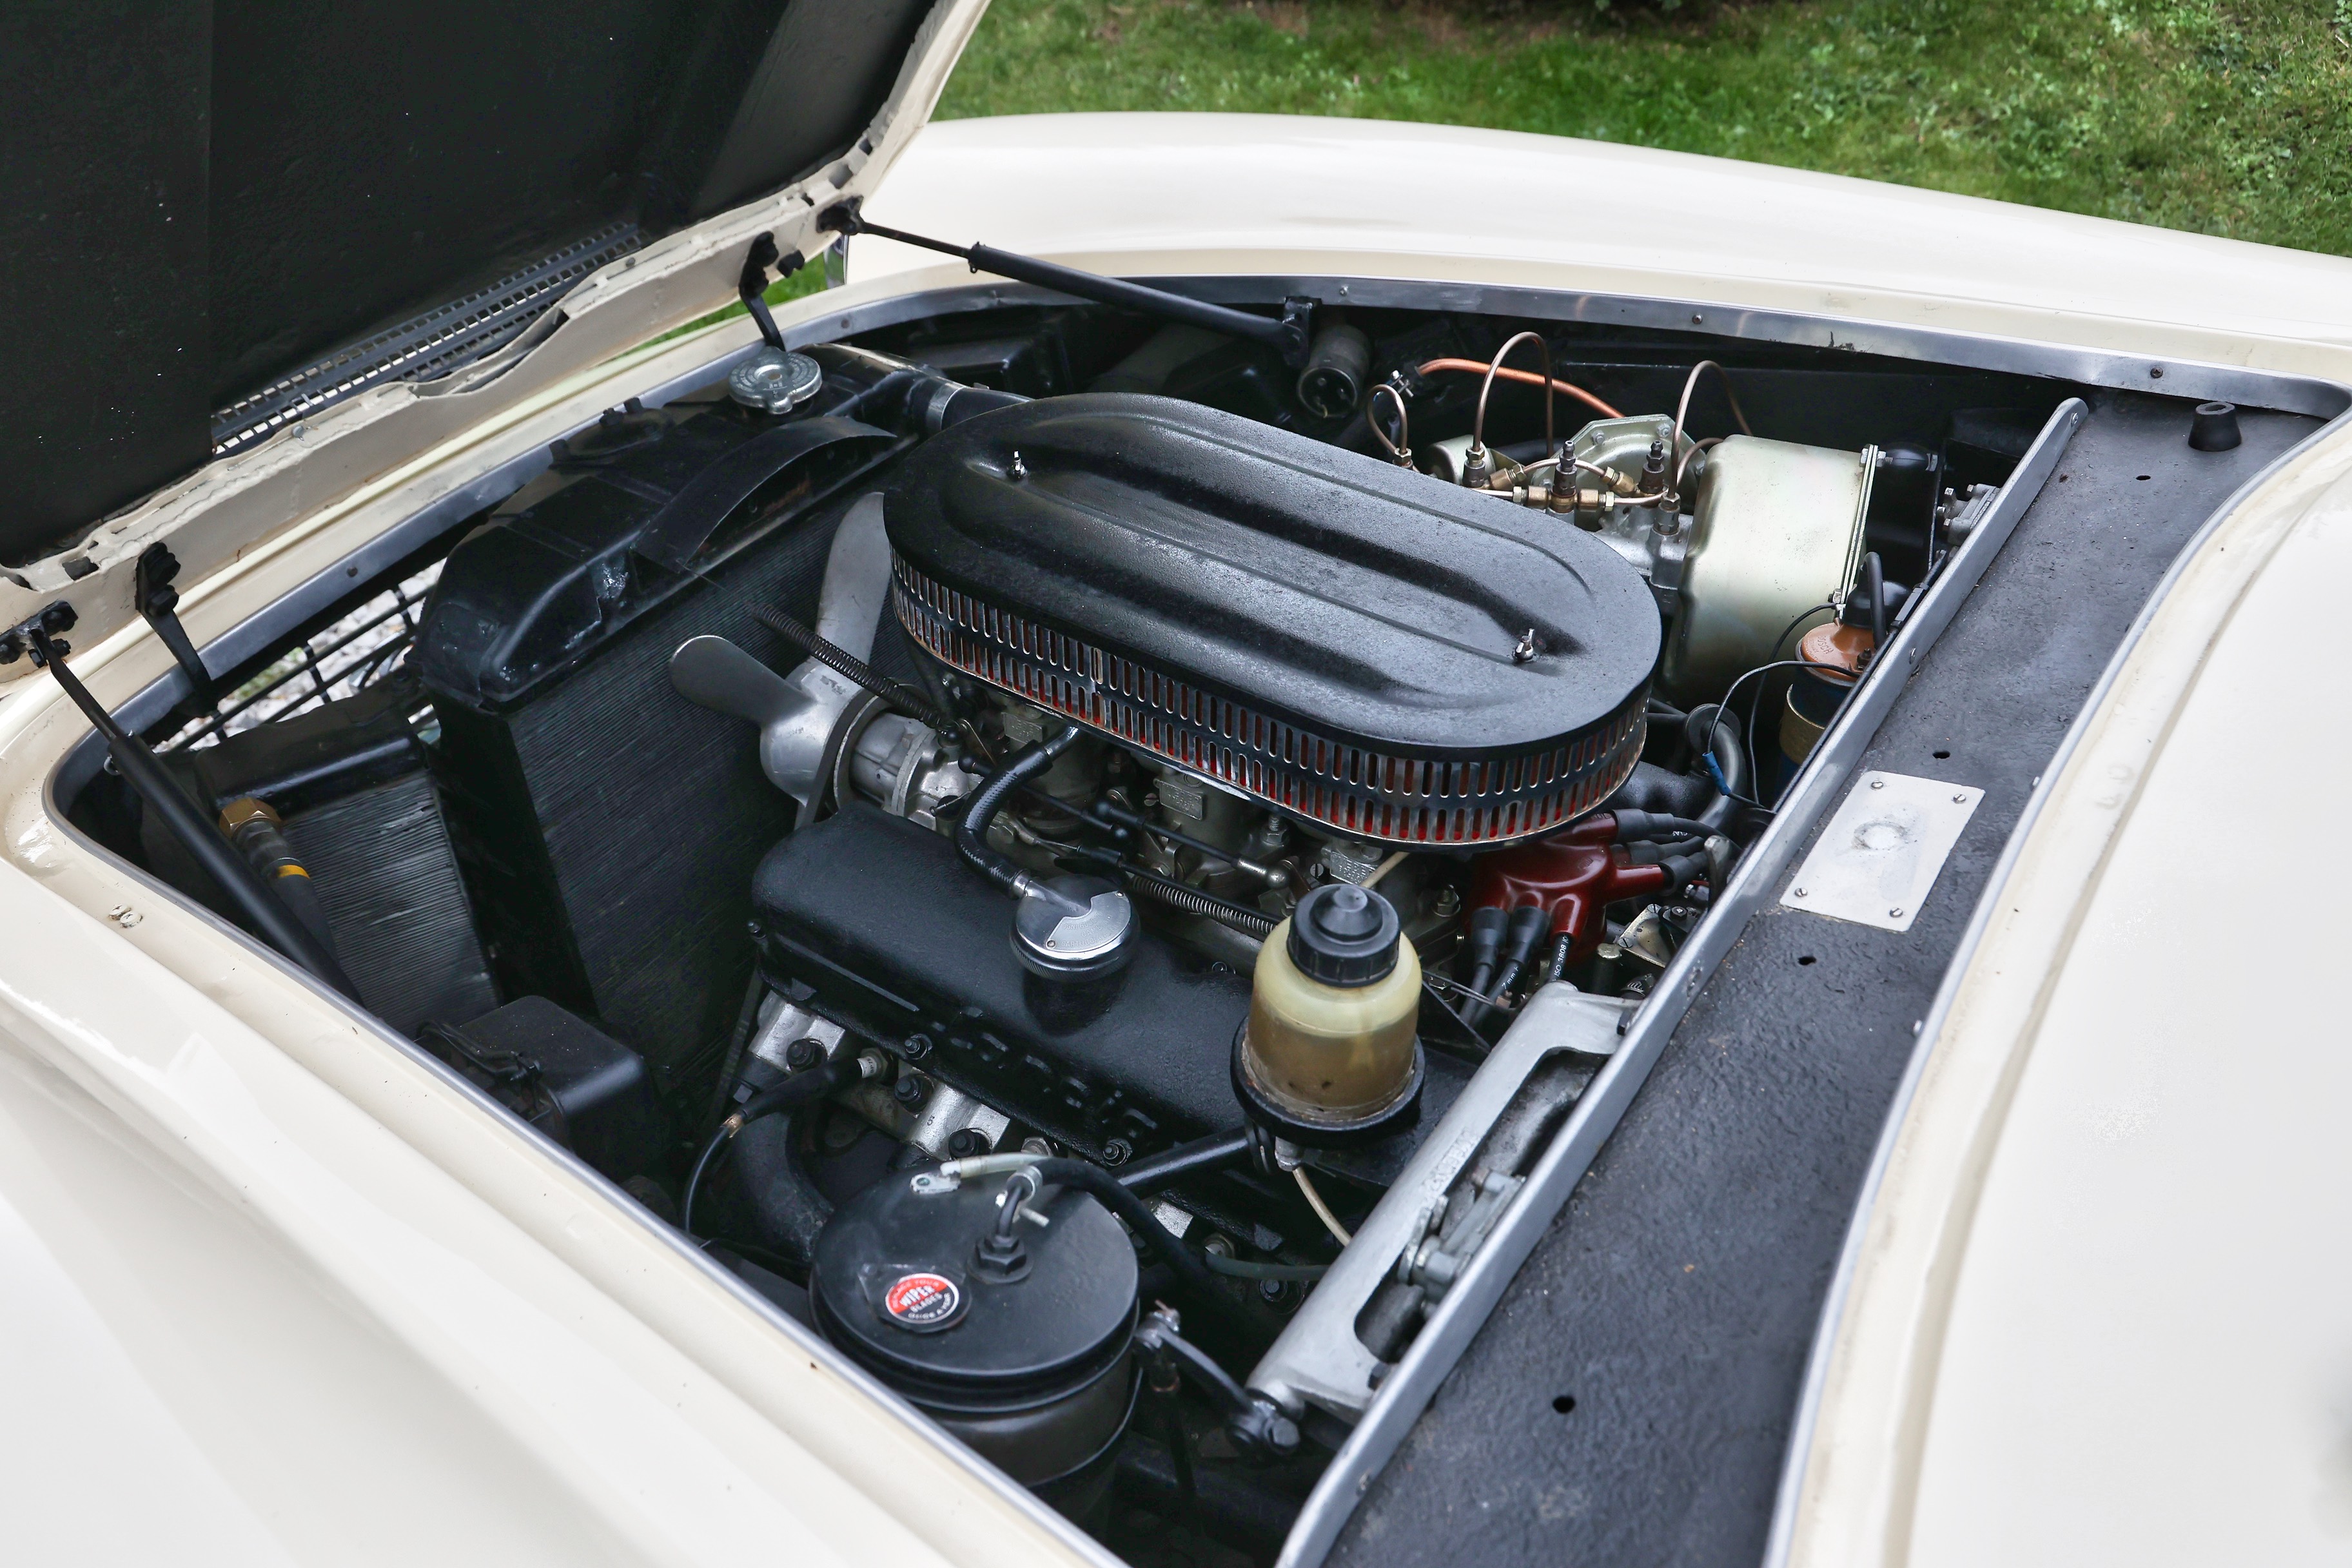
[101,295,1997,1558]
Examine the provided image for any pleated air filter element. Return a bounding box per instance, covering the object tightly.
[886,395,1660,847]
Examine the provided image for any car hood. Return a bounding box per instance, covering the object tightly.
[0,0,983,576]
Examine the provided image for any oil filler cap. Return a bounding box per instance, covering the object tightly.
[1288,883,1400,987]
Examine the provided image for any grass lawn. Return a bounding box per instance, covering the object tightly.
[936,0,2352,258]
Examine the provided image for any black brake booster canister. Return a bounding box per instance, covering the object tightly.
[809,1166,1140,1498]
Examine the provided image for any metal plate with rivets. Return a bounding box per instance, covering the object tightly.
[1780,770,1983,932]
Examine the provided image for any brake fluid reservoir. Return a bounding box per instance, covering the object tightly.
[1234,883,1423,1144]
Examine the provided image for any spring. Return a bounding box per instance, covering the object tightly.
[1121,869,1278,938]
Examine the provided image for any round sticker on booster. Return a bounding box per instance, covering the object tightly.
[884,1271,964,1330]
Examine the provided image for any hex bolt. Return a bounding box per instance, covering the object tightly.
[901,1032,934,1061]
[892,1073,930,1111]
[783,1036,825,1072]
[946,1126,990,1159]
[1101,1137,1133,1166]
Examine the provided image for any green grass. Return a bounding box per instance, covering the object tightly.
[936,0,2352,257]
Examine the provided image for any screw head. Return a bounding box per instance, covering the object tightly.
[1792,887,1808,898]
[1870,779,1885,790]
[1101,1137,1133,1166]
[1888,907,1905,919]
[1953,792,1968,803]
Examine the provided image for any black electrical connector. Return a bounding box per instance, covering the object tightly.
[1473,904,1551,1023]
[1462,905,1509,1001]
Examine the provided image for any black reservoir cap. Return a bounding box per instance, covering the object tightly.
[1288,883,1401,987]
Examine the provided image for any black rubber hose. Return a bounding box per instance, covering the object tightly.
[31,631,358,999]
[1681,705,1748,832]
[956,729,1078,896]
[718,1103,834,1274]
[1610,809,1718,843]
[1604,761,1717,820]
[1118,1128,1255,1195]
[1027,1157,1254,1335]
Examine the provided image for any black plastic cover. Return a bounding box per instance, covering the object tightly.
[812,1171,1136,1409]
[886,396,1656,844]
[426,995,669,1181]
[416,402,898,712]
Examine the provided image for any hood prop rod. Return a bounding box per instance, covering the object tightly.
[3,603,360,1000]
[823,202,1313,368]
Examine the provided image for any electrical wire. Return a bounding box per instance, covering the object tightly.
[1293,1166,1354,1246]
[1416,358,1622,420]
[1701,658,1856,812]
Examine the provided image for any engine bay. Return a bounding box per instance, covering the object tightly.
[63,272,2095,1560]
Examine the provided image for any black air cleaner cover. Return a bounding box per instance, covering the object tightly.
[887,395,1658,845]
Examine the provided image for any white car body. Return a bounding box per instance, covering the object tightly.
[5,52,2350,1568]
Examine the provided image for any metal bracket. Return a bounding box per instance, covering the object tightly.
[0,600,75,665]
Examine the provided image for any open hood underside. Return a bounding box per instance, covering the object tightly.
[0,0,960,567]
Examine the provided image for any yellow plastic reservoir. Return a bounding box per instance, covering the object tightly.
[1239,883,1421,1133]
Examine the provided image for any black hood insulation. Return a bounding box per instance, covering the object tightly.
[886,396,1659,847]
[1,0,938,562]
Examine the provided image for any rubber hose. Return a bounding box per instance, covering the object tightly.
[956,729,1077,896]
[1026,1158,1255,1335]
